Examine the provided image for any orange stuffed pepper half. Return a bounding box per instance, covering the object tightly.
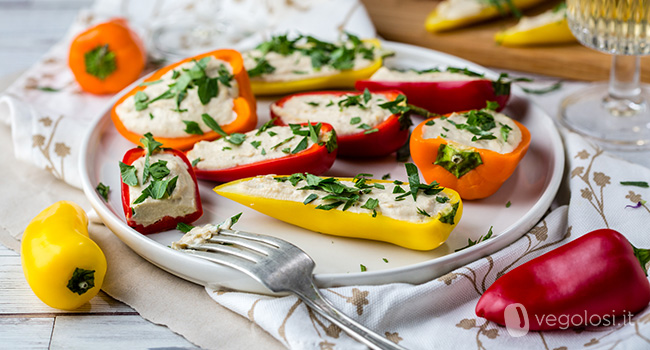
[410,104,531,200]
[111,49,257,151]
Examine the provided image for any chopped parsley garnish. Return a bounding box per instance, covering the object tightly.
[360,264,367,272]
[425,120,435,126]
[364,128,379,135]
[261,148,267,155]
[119,162,138,187]
[291,136,309,154]
[139,79,163,87]
[436,196,450,203]
[455,226,494,252]
[382,173,391,180]
[303,193,319,204]
[251,141,262,149]
[176,222,195,233]
[248,33,376,76]
[191,158,202,167]
[183,120,204,135]
[417,208,430,217]
[133,175,179,204]
[338,93,369,110]
[256,118,277,136]
[247,57,276,77]
[96,182,110,201]
[149,160,170,180]
[620,181,650,188]
[383,258,388,263]
[149,113,155,120]
[222,146,232,151]
[306,101,320,107]
[361,198,379,217]
[350,117,362,125]
[506,201,512,208]
[202,113,246,145]
[445,109,497,141]
[500,123,513,142]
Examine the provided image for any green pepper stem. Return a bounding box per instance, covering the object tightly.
[632,244,650,276]
[67,268,96,295]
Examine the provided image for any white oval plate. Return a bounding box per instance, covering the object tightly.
[80,41,564,294]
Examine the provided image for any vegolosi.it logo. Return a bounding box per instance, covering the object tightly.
[504,303,529,337]
[503,303,635,336]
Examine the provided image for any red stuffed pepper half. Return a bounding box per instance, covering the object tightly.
[270,89,409,157]
[355,67,510,115]
[120,133,203,234]
[186,120,337,182]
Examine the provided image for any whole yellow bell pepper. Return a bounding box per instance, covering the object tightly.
[249,38,384,96]
[214,172,463,251]
[21,201,107,310]
[425,0,546,32]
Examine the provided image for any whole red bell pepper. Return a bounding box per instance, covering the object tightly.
[188,122,338,182]
[476,229,650,330]
[355,69,510,115]
[120,140,203,235]
[270,90,409,157]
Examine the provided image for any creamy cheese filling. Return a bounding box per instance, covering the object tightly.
[243,49,374,82]
[129,153,198,227]
[115,57,239,138]
[171,215,238,250]
[436,0,485,20]
[187,125,322,170]
[370,67,481,82]
[232,175,453,224]
[512,7,566,31]
[270,93,394,136]
[421,110,522,154]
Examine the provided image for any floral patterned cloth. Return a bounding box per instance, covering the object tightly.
[208,131,650,349]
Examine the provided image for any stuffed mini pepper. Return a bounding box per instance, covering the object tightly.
[425,0,546,32]
[270,89,409,157]
[410,104,531,200]
[111,49,257,150]
[243,33,383,95]
[355,66,510,114]
[214,164,462,251]
[187,120,337,182]
[120,134,203,234]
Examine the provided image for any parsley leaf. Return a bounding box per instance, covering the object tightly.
[455,226,494,252]
[183,120,204,135]
[96,182,110,201]
[177,222,195,233]
[119,162,138,187]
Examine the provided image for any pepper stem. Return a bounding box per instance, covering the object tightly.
[67,267,96,295]
[632,244,650,276]
[406,104,439,119]
[84,44,117,80]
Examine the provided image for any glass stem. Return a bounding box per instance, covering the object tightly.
[604,55,645,115]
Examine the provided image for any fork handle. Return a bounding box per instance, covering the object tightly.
[294,283,408,350]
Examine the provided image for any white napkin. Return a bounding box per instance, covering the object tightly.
[208,130,650,349]
[0,0,375,189]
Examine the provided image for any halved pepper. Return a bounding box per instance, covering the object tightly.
[187,122,338,183]
[120,142,203,234]
[214,170,463,250]
[111,49,257,150]
[410,111,531,200]
[270,90,409,157]
[425,0,546,32]
[247,37,383,96]
[355,69,511,114]
[494,5,576,47]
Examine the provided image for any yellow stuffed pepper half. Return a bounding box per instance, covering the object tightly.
[214,165,463,251]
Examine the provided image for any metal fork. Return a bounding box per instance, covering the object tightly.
[178,228,408,350]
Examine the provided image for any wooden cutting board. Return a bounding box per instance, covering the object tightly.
[361,0,650,82]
